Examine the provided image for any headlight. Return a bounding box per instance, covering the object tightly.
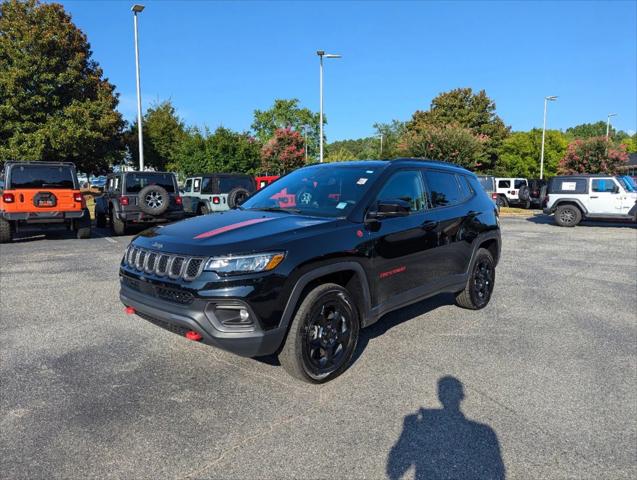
[204,252,285,275]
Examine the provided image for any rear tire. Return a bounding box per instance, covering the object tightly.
[456,248,495,310]
[76,226,91,239]
[0,218,12,243]
[279,283,360,383]
[112,215,127,235]
[96,211,106,228]
[496,195,508,208]
[554,204,581,227]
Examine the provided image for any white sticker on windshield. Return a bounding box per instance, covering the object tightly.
[336,202,347,209]
[561,181,576,191]
[357,178,368,185]
[366,170,374,174]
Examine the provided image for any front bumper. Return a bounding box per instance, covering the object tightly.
[119,281,286,357]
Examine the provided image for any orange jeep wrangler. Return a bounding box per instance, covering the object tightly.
[0,161,91,243]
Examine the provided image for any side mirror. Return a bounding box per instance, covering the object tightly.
[368,199,411,220]
[613,185,620,194]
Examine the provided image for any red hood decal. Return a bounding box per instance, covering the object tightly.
[193,217,275,240]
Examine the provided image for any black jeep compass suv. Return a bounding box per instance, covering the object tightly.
[120,159,501,383]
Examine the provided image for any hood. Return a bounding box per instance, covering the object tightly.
[132,209,338,256]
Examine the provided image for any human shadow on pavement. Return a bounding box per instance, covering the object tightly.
[387,376,505,480]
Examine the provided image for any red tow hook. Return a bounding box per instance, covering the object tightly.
[124,306,136,315]
[185,330,203,341]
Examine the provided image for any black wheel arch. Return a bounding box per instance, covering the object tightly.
[552,199,588,215]
[279,262,373,340]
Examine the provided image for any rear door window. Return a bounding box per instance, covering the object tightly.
[125,173,175,193]
[9,165,76,189]
[424,170,463,208]
[201,177,214,194]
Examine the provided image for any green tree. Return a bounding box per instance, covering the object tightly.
[126,100,186,171]
[169,126,261,176]
[619,133,637,153]
[327,137,377,160]
[0,0,124,173]
[408,88,510,170]
[324,147,355,163]
[373,120,406,159]
[399,124,487,169]
[558,137,628,174]
[495,129,568,177]
[252,99,321,159]
[565,121,611,139]
[261,128,305,174]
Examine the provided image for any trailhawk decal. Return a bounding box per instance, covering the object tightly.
[379,266,406,279]
[194,217,275,239]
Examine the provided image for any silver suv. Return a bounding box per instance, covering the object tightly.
[544,175,637,226]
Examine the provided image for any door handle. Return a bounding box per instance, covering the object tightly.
[421,220,439,231]
[590,196,599,199]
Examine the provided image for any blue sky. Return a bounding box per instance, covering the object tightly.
[60,0,636,140]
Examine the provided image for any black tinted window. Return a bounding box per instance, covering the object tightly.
[9,165,75,189]
[514,179,526,189]
[548,177,588,194]
[219,177,254,193]
[477,176,494,192]
[424,170,462,208]
[498,180,511,188]
[201,177,213,194]
[125,173,175,193]
[377,170,426,212]
[457,175,474,200]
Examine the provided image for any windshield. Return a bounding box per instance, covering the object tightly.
[618,176,636,192]
[8,165,76,189]
[125,173,176,193]
[241,165,380,217]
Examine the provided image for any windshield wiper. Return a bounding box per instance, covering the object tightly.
[250,207,301,214]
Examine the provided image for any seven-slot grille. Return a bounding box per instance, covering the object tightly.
[124,245,205,281]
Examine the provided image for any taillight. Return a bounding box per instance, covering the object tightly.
[2,192,15,203]
[212,196,220,204]
[120,196,129,206]
[175,196,183,206]
[491,192,498,200]
[73,192,83,202]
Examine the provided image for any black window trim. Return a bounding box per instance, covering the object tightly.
[421,168,475,210]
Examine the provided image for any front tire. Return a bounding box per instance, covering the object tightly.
[279,283,360,383]
[456,248,496,310]
[554,204,581,227]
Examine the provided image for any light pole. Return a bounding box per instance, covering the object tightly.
[540,95,558,180]
[606,113,617,139]
[317,50,341,163]
[132,4,145,171]
[377,133,384,158]
[302,125,309,163]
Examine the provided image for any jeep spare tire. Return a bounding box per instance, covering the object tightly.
[138,185,169,215]
[518,185,531,202]
[227,187,250,209]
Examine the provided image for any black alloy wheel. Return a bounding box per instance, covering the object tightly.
[455,248,495,310]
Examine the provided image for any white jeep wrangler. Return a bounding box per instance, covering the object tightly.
[544,175,637,227]
[494,177,531,208]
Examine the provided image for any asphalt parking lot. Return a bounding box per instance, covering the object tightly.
[1,215,636,480]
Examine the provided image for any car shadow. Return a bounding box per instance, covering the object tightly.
[387,376,506,480]
[526,214,636,228]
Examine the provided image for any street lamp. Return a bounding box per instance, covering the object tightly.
[302,124,309,163]
[317,50,341,163]
[540,95,558,180]
[606,113,617,139]
[132,4,145,171]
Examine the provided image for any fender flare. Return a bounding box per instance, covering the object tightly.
[279,261,373,332]
[552,199,588,215]
[464,230,501,275]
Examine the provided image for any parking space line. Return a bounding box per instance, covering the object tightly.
[103,236,117,244]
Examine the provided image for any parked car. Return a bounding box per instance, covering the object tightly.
[0,161,91,243]
[527,178,548,208]
[90,175,107,191]
[544,174,637,226]
[119,159,501,383]
[476,175,499,205]
[255,175,280,190]
[95,171,185,235]
[181,173,255,215]
[495,177,531,208]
